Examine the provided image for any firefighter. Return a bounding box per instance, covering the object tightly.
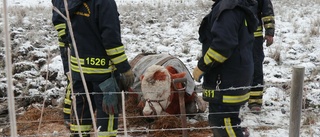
[248,0,275,114]
[52,0,134,137]
[51,0,71,127]
[192,0,258,136]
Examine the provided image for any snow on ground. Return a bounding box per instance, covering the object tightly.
[0,0,320,136]
[0,0,50,7]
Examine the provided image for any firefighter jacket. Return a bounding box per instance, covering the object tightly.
[198,0,258,105]
[52,0,69,74]
[53,0,131,81]
[251,0,275,37]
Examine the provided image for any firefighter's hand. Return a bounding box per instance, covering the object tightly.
[264,35,274,47]
[121,69,134,90]
[66,71,71,80]
[192,66,204,82]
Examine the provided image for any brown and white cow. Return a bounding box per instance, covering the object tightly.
[128,53,207,116]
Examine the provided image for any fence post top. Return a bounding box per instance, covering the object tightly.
[293,66,305,69]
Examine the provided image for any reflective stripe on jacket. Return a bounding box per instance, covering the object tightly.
[251,0,275,37]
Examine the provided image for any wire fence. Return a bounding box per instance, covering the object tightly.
[1,81,320,137]
[0,52,317,136]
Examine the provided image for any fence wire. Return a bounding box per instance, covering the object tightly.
[0,82,292,100]
[1,82,319,136]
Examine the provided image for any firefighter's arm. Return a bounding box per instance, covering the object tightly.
[193,10,241,82]
[52,0,68,46]
[99,0,129,72]
[193,49,223,82]
[262,0,275,46]
[202,9,241,69]
[52,2,70,74]
[53,22,69,74]
[99,0,133,89]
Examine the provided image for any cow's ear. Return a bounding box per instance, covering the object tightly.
[140,75,144,81]
[166,66,178,74]
[172,72,186,79]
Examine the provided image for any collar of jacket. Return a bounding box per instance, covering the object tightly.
[60,0,89,16]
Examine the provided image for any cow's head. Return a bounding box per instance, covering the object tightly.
[140,65,186,116]
[140,65,172,116]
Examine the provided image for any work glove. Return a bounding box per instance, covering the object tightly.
[264,35,274,47]
[192,66,204,82]
[120,69,134,90]
[66,71,71,80]
[99,75,120,114]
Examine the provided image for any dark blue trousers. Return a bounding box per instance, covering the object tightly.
[208,103,244,137]
[249,36,265,107]
[70,80,118,137]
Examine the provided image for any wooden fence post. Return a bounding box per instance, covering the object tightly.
[121,90,128,136]
[289,66,305,137]
[173,78,188,137]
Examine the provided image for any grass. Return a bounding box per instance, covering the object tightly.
[310,17,320,36]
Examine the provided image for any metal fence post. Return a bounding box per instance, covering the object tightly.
[3,0,18,136]
[289,66,305,137]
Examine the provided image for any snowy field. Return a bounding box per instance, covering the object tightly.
[0,0,320,136]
